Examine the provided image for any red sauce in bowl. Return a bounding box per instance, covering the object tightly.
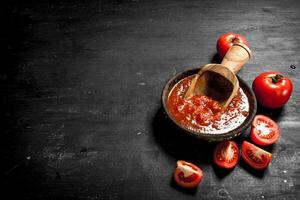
[167,75,249,134]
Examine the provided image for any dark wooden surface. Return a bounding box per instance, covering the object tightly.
[3,0,300,199]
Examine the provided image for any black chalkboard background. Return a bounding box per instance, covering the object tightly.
[2,0,300,199]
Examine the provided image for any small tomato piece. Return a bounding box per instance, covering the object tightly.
[214,141,239,169]
[173,160,203,188]
[241,141,272,170]
[250,115,280,146]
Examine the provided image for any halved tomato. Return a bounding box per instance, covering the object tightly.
[173,160,203,188]
[250,115,280,146]
[213,141,239,169]
[241,141,272,170]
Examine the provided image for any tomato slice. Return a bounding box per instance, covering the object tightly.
[173,160,203,188]
[241,141,272,170]
[250,115,280,146]
[213,141,239,169]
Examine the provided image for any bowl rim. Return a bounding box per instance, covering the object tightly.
[161,67,257,141]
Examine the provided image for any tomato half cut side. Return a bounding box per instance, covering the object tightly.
[213,141,239,169]
[250,115,280,146]
[173,160,203,188]
[241,141,272,170]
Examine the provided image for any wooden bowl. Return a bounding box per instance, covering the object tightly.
[161,68,257,142]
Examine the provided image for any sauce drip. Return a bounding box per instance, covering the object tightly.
[167,75,249,134]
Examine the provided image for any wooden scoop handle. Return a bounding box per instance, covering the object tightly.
[221,43,252,74]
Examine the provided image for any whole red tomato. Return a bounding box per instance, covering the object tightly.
[252,72,293,108]
[216,32,249,59]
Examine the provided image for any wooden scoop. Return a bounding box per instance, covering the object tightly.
[184,43,251,109]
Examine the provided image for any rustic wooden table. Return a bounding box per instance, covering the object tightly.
[3,0,300,199]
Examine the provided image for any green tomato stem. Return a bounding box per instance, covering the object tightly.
[271,74,283,84]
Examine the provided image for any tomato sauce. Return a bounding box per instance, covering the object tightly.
[167,75,249,134]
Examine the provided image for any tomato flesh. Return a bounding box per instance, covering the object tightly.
[178,171,199,182]
[250,115,280,146]
[173,160,203,188]
[214,141,239,169]
[241,141,272,170]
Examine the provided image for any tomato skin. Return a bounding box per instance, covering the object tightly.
[250,115,280,146]
[252,72,293,108]
[173,160,203,188]
[241,141,272,170]
[216,32,249,59]
[213,141,239,169]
